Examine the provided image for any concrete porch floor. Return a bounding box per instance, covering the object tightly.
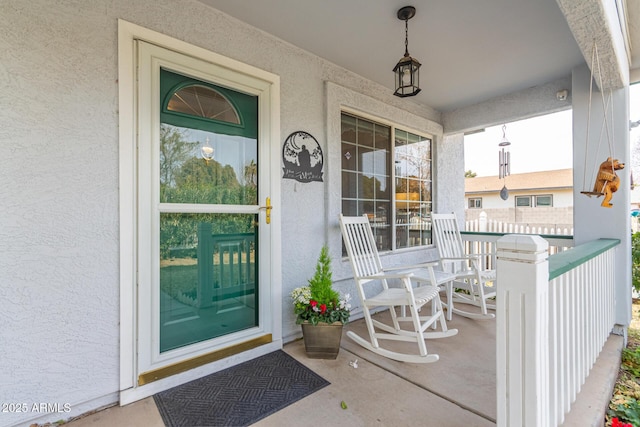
[63,310,623,427]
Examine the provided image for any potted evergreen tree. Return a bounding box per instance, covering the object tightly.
[290,246,351,358]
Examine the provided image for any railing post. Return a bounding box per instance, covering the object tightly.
[197,222,214,308]
[479,211,487,232]
[496,234,550,427]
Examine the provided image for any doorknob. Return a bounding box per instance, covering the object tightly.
[259,197,272,224]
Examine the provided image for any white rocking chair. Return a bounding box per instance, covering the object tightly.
[431,213,496,320]
[339,214,458,364]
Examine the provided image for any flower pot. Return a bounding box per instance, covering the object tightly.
[301,321,343,359]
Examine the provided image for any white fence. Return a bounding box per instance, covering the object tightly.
[496,236,619,426]
[465,218,573,236]
[461,231,574,271]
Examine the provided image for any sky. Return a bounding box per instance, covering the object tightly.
[464,84,640,178]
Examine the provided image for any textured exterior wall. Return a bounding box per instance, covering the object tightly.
[0,1,445,425]
[435,133,466,221]
[0,3,121,426]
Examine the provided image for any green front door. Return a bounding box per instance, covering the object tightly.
[158,68,259,352]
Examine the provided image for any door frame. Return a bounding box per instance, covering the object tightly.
[118,20,282,404]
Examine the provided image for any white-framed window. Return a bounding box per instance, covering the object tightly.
[341,112,432,251]
[515,195,553,207]
[468,198,482,208]
[534,195,553,207]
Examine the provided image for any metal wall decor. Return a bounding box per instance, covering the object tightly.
[282,131,324,183]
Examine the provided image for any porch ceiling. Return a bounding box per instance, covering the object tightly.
[200,0,639,113]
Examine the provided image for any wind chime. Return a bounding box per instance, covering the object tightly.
[498,125,511,200]
[579,41,624,208]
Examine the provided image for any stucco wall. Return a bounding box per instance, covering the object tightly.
[0,3,122,426]
[436,133,466,221]
[0,1,447,425]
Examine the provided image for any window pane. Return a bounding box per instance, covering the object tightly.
[359,174,376,199]
[468,198,482,208]
[536,195,552,207]
[342,171,358,198]
[160,125,257,205]
[365,201,391,251]
[341,114,357,143]
[375,124,390,149]
[160,213,257,352]
[359,145,373,174]
[342,143,356,170]
[516,196,531,207]
[358,120,374,147]
[394,129,432,249]
[376,175,390,200]
[342,199,358,217]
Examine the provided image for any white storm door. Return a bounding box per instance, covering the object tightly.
[136,40,277,382]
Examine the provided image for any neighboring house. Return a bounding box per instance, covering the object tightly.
[465,168,573,228]
[0,2,637,426]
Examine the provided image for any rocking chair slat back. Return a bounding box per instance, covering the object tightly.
[432,212,496,320]
[431,213,465,260]
[340,214,383,280]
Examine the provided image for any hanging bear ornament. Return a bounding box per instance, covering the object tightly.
[591,157,625,208]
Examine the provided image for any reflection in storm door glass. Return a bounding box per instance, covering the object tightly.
[159,125,258,205]
[159,213,258,353]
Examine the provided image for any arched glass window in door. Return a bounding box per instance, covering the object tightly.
[167,84,241,124]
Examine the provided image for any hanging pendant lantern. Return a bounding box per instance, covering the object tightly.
[393,6,421,98]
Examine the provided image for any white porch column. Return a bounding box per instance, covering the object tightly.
[496,234,550,427]
[571,64,631,330]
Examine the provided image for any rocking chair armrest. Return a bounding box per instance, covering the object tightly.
[383,261,440,271]
[441,254,482,262]
[360,272,415,281]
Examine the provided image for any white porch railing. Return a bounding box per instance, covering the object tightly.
[496,235,620,427]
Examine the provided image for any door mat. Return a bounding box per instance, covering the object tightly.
[153,350,330,426]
